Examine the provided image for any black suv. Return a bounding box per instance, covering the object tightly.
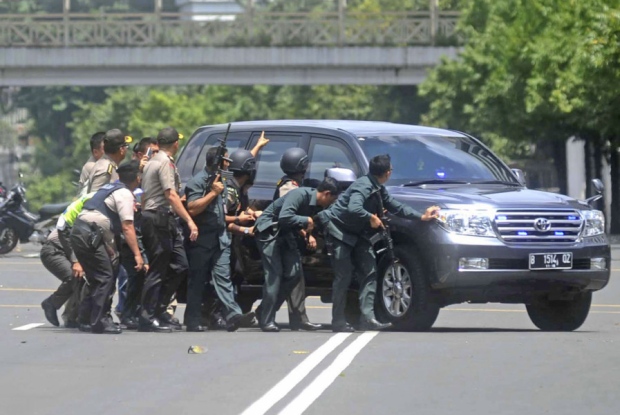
[177,120,610,331]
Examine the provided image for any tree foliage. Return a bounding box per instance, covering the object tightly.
[419,0,620,229]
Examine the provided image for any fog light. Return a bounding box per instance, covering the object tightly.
[459,258,489,270]
[591,258,607,270]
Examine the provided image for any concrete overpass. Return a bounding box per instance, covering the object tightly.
[0,10,461,86]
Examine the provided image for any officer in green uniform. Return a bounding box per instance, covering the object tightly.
[87,129,132,193]
[316,154,440,332]
[254,177,340,332]
[184,147,255,332]
[272,147,321,331]
[71,161,144,334]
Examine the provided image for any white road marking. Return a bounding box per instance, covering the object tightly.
[240,333,351,415]
[12,323,45,331]
[278,331,378,415]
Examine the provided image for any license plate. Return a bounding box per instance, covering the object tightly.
[529,252,573,270]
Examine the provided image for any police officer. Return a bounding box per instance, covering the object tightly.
[273,147,321,331]
[56,192,96,330]
[140,127,198,332]
[40,191,96,328]
[40,228,83,328]
[316,154,440,332]
[184,147,255,332]
[132,137,159,173]
[77,131,105,196]
[254,177,340,331]
[70,161,144,334]
[87,129,132,193]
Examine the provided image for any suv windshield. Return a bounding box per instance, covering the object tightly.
[357,134,519,186]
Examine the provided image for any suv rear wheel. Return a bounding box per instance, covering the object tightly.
[375,246,439,331]
[526,292,592,331]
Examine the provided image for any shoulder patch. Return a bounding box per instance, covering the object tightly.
[107,164,114,175]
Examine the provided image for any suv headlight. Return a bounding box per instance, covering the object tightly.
[437,208,496,237]
[580,210,605,236]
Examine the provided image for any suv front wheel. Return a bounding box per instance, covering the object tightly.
[375,246,439,331]
[526,292,592,331]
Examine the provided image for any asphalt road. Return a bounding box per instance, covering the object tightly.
[1,243,619,415]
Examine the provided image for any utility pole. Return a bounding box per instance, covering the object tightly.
[430,0,439,45]
[63,0,71,47]
[338,0,347,46]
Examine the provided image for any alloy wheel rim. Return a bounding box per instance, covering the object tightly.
[382,262,412,318]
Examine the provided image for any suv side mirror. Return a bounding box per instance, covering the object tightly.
[592,178,604,194]
[325,168,357,191]
[585,178,604,206]
[511,168,526,186]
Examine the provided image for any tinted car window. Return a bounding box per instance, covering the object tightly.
[177,130,208,184]
[193,133,246,175]
[358,134,517,186]
[307,137,360,181]
[251,133,303,185]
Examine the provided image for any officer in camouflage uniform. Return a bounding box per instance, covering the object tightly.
[271,147,322,330]
[316,154,440,332]
[184,147,255,332]
[254,177,340,331]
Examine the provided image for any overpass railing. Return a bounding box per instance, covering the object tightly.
[0,11,461,47]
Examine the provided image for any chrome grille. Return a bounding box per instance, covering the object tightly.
[495,209,583,243]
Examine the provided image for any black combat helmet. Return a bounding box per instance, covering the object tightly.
[228,149,256,173]
[280,147,309,175]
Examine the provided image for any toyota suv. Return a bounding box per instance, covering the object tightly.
[176,120,610,331]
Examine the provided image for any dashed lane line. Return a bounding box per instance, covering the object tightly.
[12,323,45,331]
[278,332,379,415]
[240,333,352,415]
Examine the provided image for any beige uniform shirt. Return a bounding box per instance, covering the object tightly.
[278,180,299,198]
[141,151,180,211]
[78,188,135,258]
[87,154,119,193]
[78,156,96,189]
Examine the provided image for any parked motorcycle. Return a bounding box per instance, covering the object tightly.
[0,181,69,255]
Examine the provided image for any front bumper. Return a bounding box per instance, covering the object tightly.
[424,231,610,292]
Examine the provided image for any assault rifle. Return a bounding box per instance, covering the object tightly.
[204,123,234,195]
[369,189,398,283]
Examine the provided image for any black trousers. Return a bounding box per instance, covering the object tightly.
[140,211,188,325]
[71,220,118,329]
[40,241,80,324]
[119,241,145,321]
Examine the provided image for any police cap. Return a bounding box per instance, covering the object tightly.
[104,129,132,153]
[157,127,184,145]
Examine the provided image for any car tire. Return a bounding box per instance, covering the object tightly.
[526,292,592,331]
[0,225,18,255]
[375,246,439,331]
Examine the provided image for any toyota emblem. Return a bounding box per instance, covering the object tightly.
[534,218,551,232]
